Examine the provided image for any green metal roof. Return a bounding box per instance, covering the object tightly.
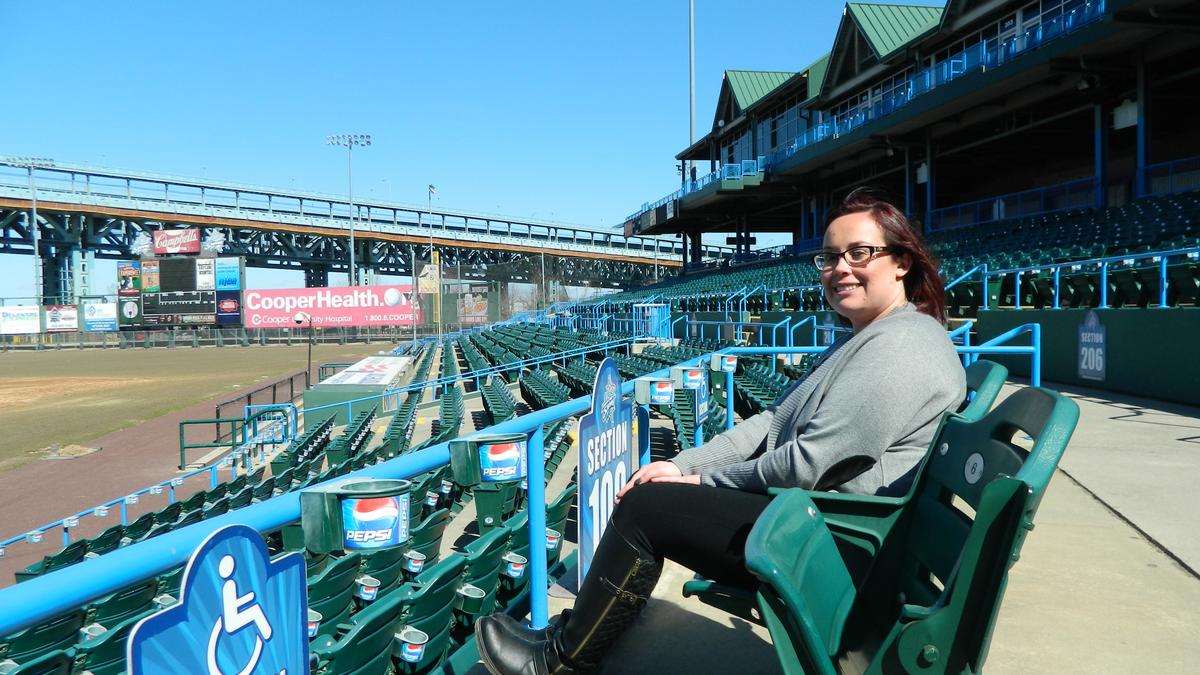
[846,2,944,60]
[804,54,831,101]
[725,70,796,111]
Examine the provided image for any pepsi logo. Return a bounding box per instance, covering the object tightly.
[400,642,425,663]
[343,496,404,549]
[218,299,239,312]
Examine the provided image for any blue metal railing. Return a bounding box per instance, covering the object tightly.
[1141,156,1200,197]
[987,246,1200,309]
[929,177,1098,230]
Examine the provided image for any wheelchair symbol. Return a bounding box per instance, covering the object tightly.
[206,555,274,675]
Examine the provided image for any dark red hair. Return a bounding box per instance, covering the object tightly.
[823,187,946,323]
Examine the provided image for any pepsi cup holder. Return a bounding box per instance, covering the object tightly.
[78,622,108,643]
[394,625,430,665]
[402,550,427,580]
[546,528,562,551]
[355,574,381,602]
[454,583,486,614]
[0,659,19,675]
[307,608,323,639]
[153,593,178,609]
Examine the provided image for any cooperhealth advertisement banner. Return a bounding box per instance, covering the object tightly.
[243,285,420,328]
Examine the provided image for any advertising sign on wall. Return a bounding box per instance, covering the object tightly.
[152,228,202,255]
[141,261,161,293]
[118,261,142,296]
[82,302,118,332]
[119,298,142,326]
[44,305,79,332]
[216,291,243,326]
[242,285,420,328]
[195,258,215,291]
[215,258,242,291]
[458,284,489,324]
[0,305,41,334]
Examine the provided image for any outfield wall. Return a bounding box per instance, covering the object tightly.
[977,309,1200,406]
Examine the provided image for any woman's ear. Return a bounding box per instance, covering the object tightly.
[895,252,912,279]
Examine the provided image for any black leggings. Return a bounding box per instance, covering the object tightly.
[609,482,772,589]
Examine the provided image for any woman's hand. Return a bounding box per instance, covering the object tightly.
[616,461,699,502]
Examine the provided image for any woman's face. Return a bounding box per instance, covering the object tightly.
[820,211,910,332]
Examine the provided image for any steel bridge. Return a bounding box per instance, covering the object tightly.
[0,159,733,301]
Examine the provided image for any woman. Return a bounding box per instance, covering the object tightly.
[476,188,966,675]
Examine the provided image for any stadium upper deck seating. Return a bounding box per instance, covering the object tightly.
[584,191,1200,316]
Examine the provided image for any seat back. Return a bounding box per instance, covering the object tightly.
[745,491,856,675]
[72,611,148,675]
[86,524,125,556]
[2,648,73,675]
[121,512,156,541]
[407,509,451,565]
[310,590,404,675]
[307,553,364,637]
[957,359,1008,421]
[400,555,469,650]
[87,578,159,627]
[153,500,182,526]
[0,609,86,664]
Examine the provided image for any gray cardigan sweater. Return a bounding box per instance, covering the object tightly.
[670,304,965,496]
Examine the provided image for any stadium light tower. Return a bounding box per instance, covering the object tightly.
[326,134,371,285]
[8,157,55,306]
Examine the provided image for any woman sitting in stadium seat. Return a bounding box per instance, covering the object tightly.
[476,188,967,675]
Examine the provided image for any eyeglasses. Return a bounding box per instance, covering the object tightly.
[813,245,893,270]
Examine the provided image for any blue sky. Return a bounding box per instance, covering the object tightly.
[1,0,861,298]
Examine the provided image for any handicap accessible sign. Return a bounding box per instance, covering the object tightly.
[577,357,633,583]
[128,525,308,675]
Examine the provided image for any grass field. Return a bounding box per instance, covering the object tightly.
[0,342,392,472]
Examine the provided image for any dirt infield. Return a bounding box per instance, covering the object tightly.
[0,343,389,473]
[0,342,395,583]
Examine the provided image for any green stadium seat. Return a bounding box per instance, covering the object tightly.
[958,360,1008,421]
[306,553,364,638]
[13,540,89,583]
[394,555,468,673]
[745,386,1079,674]
[251,476,276,502]
[308,590,400,675]
[152,501,182,526]
[0,609,86,665]
[120,512,156,543]
[86,524,125,556]
[70,611,151,675]
[0,648,73,675]
[177,489,207,514]
[453,527,513,640]
[86,578,158,628]
[406,509,451,567]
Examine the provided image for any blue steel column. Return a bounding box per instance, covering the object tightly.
[724,371,734,431]
[526,424,548,629]
[1135,54,1151,198]
[1094,104,1108,209]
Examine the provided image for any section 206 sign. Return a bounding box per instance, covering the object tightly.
[576,357,634,581]
[243,285,420,328]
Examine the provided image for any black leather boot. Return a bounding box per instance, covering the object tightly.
[485,610,564,645]
[475,531,662,675]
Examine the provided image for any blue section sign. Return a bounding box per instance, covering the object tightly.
[128,525,308,675]
[1078,310,1106,381]
[577,358,633,582]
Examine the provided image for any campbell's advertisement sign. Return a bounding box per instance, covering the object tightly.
[153,228,202,255]
[243,285,420,328]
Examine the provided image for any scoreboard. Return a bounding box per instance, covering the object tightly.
[118,257,244,328]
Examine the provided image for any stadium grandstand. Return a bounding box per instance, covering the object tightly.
[1,1,1199,674]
